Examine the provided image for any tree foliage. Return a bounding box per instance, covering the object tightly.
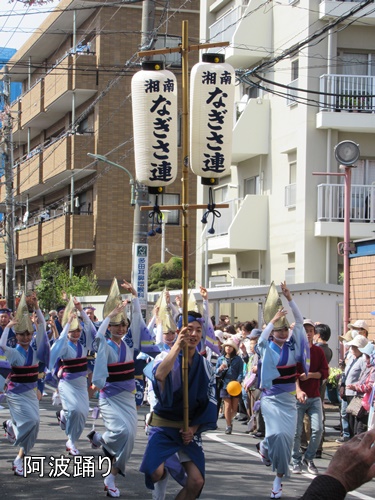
[148,257,186,291]
[35,259,99,311]
[10,1,54,5]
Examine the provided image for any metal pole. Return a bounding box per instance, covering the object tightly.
[28,57,31,90]
[343,167,351,333]
[72,10,76,54]
[70,175,74,214]
[161,222,166,264]
[2,66,15,311]
[181,20,189,432]
[24,260,28,293]
[69,250,73,279]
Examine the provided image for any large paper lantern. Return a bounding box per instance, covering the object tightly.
[190,53,235,184]
[132,61,178,192]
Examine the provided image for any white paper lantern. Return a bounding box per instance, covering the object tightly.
[132,61,178,191]
[190,54,235,183]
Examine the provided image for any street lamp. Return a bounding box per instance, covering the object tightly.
[334,141,360,334]
[87,153,150,316]
[313,140,360,334]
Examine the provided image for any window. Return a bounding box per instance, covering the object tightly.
[287,59,299,106]
[76,114,94,135]
[337,52,375,77]
[154,35,182,68]
[213,185,229,202]
[149,193,180,225]
[244,175,260,195]
[341,159,375,185]
[285,252,295,284]
[289,161,296,184]
[285,158,296,208]
[291,59,299,81]
[242,270,259,279]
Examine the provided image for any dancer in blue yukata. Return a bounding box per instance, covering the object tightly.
[140,311,217,500]
[256,282,310,499]
[0,306,15,403]
[0,293,49,476]
[88,279,144,498]
[49,296,96,456]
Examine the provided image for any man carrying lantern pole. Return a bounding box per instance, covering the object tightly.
[139,310,217,499]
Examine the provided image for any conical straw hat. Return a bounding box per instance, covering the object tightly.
[14,293,33,334]
[157,288,168,327]
[103,278,124,325]
[162,307,177,334]
[263,282,289,330]
[62,295,80,331]
[188,289,198,312]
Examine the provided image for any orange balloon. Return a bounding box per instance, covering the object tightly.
[226,380,242,396]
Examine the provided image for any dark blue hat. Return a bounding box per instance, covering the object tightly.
[0,308,11,314]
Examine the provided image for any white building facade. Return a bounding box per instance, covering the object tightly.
[196,0,375,294]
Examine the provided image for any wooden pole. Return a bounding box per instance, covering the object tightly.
[181,20,190,432]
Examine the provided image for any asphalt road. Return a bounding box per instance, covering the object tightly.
[1,389,374,500]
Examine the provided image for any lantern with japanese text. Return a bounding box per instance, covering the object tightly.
[190,54,235,184]
[132,61,178,192]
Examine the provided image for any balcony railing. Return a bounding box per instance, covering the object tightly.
[319,74,375,112]
[44,53,97,109]
[317,184,375,222]
[285,183,296,208]
[21,79,44,127]
[209,5,248,45]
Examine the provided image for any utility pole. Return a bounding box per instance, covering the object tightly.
[130,0,156,316]
[1,65,15,311]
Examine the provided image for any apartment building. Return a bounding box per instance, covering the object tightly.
[0,0,200,294]
[197,0,375,310]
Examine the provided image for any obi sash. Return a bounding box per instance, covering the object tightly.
[58,357,88,377]
[10,364,39,383]
[272,364,297,385]
[106,360,135,383]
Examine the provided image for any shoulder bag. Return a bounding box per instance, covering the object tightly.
[346,396,363,417]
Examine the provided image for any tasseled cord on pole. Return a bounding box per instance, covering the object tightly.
[148,197,163,236]
[201,187,221,234]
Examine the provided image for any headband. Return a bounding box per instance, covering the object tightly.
[177,314,204,329]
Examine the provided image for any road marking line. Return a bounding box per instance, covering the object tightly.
[206,433,374,500]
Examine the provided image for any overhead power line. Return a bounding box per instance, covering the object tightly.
[240,0,375,80]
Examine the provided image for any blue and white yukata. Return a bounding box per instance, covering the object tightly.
[92,297,145,475]
[0,309,49,454]
[258,300,310,476]
[49,310,95,446]
[0,326,15,397]
[140,350,217,493]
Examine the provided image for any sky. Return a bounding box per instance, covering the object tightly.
[0,0,60,52]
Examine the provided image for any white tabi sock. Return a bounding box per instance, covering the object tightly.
[104,473,116,489]
[152,469,169,500]
[273,476,282,491]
